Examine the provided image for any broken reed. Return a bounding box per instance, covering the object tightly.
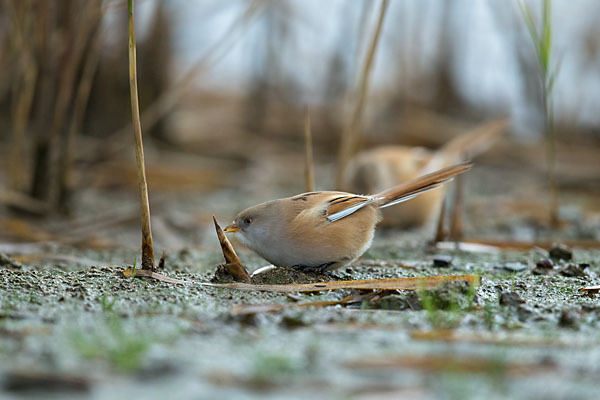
[128,0,155,270]
[519,0,559,227]
[336,0,389,189]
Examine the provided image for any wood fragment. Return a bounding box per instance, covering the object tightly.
[345,354,555,376]
[450,239,600,251]
[231,292,377,316]
[213,217,252,283]
[200,275,480,293]
[410,329,576,347]
[120,268,185,285]
[578,285,600,296]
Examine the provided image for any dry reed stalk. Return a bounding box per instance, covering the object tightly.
[58,8,104,208]
[336,0,389,189]
[448,175,464,241]
[7,1,37,192]
[434,199,447,243]
[46,3,101,209]
[128,0,155,270]
[108,0,267,144]
[303,107,314,192]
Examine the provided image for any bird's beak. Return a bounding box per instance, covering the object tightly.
[224,222,239,233]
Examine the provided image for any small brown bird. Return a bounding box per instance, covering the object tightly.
[224,163,471,271]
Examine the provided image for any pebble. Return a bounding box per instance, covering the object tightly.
[560,264,588,278]
[549,244,573,261]
[432,255,452,268]
[532,259,555,275]
[499,291,525,307]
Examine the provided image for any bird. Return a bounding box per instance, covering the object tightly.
[342,119,506,228]
[224,162,471,271]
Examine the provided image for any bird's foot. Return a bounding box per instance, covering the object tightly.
[290,262,336,273]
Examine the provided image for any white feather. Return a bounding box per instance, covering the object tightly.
[326,197,381,222]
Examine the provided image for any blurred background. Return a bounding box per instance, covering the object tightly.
[0,0,599,253]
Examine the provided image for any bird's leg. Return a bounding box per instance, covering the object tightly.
[290,261,336,273]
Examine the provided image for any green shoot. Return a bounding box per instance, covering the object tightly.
[519,0,560,226]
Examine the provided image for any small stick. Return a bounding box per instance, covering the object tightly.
[449,174,464,241]
[213,217,252,283]
[434,197,447,244]
[303,107,314,192]
[335,0,389,189]
[128,0,155,270]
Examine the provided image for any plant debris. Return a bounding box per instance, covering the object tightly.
[201,275,480,293]
[230,292,377,316]
[213,217,251,283]
[345,353,556,376]
[120,268,186,284]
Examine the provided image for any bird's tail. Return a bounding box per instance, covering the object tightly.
[373,162,472,208]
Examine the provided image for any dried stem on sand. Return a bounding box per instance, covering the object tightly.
[128,0,155,270]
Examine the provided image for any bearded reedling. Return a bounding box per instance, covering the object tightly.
[225,163,471,271]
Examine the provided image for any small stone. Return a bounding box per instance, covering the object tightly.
[558,308,579,328]
[560,264,588,278]
[532,259,554,275]
[517,305,533,322]
[499,291,524,307]
[433,255,452,268]
[549,244,572,261]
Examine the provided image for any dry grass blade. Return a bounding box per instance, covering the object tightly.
[446,239,600,251]
[578,285,600,296]
[121,268,185,285]
[201,275,480,293]
[336,0,389,188]
[410,330,577,347]
[304,107,314,192]
[213,217,252,283]
[345,354,555,376]
[230,292,377,316]
[128,0,155,270]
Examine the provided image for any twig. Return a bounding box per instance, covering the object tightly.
[336,0,389,189]
[303,107,314,192]
[433,197,447,243]
[213,217,252,283]
[449,175,464,241]
[128,0,155,270]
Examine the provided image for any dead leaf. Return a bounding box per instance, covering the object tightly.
[200,274,480,293]
[120,268,186,284]
[213,216,251,283]
[230,292,377,316]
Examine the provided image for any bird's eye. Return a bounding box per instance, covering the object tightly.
[244,217,253,225]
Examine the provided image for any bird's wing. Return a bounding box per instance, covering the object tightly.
[324,194,380,222]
